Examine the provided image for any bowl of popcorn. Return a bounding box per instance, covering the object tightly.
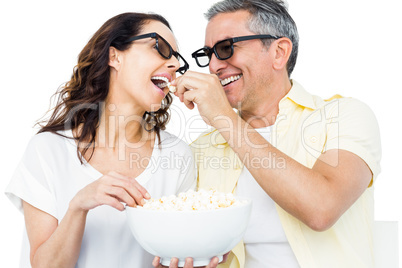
[125,189,252,267]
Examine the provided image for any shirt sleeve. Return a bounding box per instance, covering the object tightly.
[5,134,58,219]
[324,97,382,182]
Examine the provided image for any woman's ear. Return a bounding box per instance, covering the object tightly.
[272,37,292,72]
[109,47,121,70]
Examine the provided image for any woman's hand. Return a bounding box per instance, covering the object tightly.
[24,171,150,267]
[70,171,150,212]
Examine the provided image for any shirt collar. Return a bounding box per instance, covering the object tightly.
[279,80,317,110]
[205,80,316,146]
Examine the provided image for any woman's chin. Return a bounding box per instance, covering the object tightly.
[147,103,162,112]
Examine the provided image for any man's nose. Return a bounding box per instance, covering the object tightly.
[208,53,228,74]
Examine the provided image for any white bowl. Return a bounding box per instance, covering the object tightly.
[125,198,252,267]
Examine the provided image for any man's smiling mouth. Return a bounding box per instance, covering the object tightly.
[220,74,242,86]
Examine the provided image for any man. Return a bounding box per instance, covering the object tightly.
[155,0,381,267]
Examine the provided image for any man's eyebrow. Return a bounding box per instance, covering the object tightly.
[205,36,233,47]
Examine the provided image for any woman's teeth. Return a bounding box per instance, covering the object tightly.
[151,76,169,89]
[220,75,242,86]
[151,76,176,93]
[151,74,241,91]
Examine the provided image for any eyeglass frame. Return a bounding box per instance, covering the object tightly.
[126,32,189,74]
[191,34,282,68]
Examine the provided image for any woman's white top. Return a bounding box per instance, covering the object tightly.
[236,127,300,268]
[5,129,196,268]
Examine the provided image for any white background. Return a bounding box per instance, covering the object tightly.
[0,0,401,266]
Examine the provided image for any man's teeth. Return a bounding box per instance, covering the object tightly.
[220,75,242,86]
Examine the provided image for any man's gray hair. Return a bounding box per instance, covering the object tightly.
[205,0,299,76]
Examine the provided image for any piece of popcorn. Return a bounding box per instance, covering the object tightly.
[140,189,245,211]
[167,82,176,93]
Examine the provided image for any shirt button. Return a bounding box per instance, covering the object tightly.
[310,136,317,143]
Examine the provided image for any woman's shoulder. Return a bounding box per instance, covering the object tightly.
[29,130,68,145]
[24,130,72,157]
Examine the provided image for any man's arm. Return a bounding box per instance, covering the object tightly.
[173,71,374,231]
[213,113,372,231]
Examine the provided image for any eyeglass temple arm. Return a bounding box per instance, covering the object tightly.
[192,52,207,58]
[232,34,281,43]
[126,32,156,43]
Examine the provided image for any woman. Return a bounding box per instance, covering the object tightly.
[5,12,195,267]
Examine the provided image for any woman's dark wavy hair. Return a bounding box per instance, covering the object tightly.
[37,12,173,163]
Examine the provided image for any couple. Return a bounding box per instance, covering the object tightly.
[5,0,381,268]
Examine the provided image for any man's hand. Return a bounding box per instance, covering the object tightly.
[172,71,235,126]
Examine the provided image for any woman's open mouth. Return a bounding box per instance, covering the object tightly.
[151,76,170,89]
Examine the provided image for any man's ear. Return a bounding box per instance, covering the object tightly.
[272,38,292,72]
[109,47,121,70]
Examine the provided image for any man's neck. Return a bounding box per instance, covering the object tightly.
[239,79,292,128]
